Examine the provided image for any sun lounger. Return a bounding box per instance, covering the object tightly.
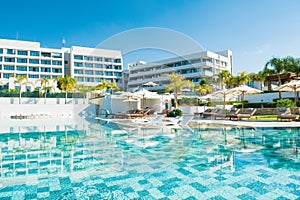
[226,108,240,120]
[202,108,220,118]
[211,109,227,119]
[230,108,256,121]
[277,108,296,121]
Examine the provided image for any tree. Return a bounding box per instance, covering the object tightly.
[95,80,119,94]
[76,84,94,104]
[14,76,30,104]
[57,76,77,104]
[40,78,52,104]
[195,79,212,96]
[165,73,194,109]
[217,70,231,89]
[265,57,285,98]
[232,71,249,87]
[284,56,300,76]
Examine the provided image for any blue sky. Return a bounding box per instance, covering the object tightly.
[1,0,300,74]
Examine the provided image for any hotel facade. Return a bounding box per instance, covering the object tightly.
[125,50,232,91]
[0,39,123,90]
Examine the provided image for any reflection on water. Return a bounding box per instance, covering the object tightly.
[0,120,299,186]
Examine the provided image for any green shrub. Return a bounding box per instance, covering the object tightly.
[276,99,294,108]
[166,109,182,117]
[236,102,276,108]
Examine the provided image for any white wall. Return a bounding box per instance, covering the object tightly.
[244,92,294,103]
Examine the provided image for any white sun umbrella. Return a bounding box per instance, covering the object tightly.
[143,81,158,87]
[211,89,241,109]
[229,85,262,112]
[273,80,300,108]
[134,89,160,109]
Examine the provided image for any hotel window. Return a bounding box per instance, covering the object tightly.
[114,72,122,77]
[4,65,14,70]
[41,75,50,79]
[29,67,39,72]
[95,64,103,68]
[104,58,112,62]
[6,49,15,55]
[41,52,51,57]
[105,72,113,76]
[29,59,39,64]
[52,61,62,66]
[52,75,58,79]
[114,58,121,63]
[41,60,51,65]
[94,57,102,62]
[0,57,2,62]
[114,65,121,70]
[95,71,103,75]
[76,77,83,82]
[84,56,93,61]
[17,58,27,63]
[0,49,3,54]
[74,55,83,60]
[52,53,62,58]
[74,69,83,74]
[95,78,102,82]
[85,77,94,82]
[105,65,112,69]
[17,66,27,71]
[5,58,15,62]
[74,62,83,67]
[41,68,50,72]
[17,50,28,56]
[85,70,93,75]
[16,74,26,77]
[85,63,93,68]
[52,68,62,73]
[30,51,39,56]
[3,74,10,78]
[29,75,39,79]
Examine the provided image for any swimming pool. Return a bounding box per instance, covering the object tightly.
[0,120,299,199]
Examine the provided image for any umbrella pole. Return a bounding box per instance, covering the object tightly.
[224,93,226,109]
[242,92,245,113]
[294,87,297,114]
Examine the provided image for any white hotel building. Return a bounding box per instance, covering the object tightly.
[0,39,123,90]
[125,50,232,91]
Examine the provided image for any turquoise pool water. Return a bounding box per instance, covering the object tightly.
[0,120,299,199]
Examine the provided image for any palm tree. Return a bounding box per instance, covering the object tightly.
[265,57,285,98]
[233,71,249,87]
[165,73,194,109]
[76,84,94,104]
[284,56,300,76]
[40,78,52,104]
[95,80,119,94]
[218,70,231,89]
[14,76,29,104]
[57,76,77,104]
[256,71,267,91]
[195,79,212,96]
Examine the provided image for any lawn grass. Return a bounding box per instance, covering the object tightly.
[249,115,278,121]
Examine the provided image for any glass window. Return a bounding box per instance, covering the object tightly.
[52,53,62,58]
[29,75,39,79]
[29,67,39,72]
[16,74,26,77]
[105,72,113,76]
[84,56,93,61]
[114,58,121,63]
[41,68,50,72]
[0,49,3,54]
[29,59,39,64]
[41,75,50,78]
[3,74,10,78]
[17,50,28,55]
[104,58,112,62]
[114,72,122,77]
[95,71,103,75]
[17,58,27,63]
[52,68,62,73]
[52,61,62,65]
[41,60,51,65]
[76,77,83,82]
[74,55,83,60]
[114,65,121,70]
[4,65,14,70]
[94,57,102,62]
[85,70,93,75]
[74,62,83,67]
[95,78,102,82]
[41,52,51,57]
[85,63,93,68]
[7,49,15,55]
[74,69,83,74]
[95,64,102,68]
[0,57,2,62]
[30,51,39,56]
[5,58,15,62]
[105,65,112,69]
[17,66,27,71]
[85,77,94,82]
[52,75,58,79]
